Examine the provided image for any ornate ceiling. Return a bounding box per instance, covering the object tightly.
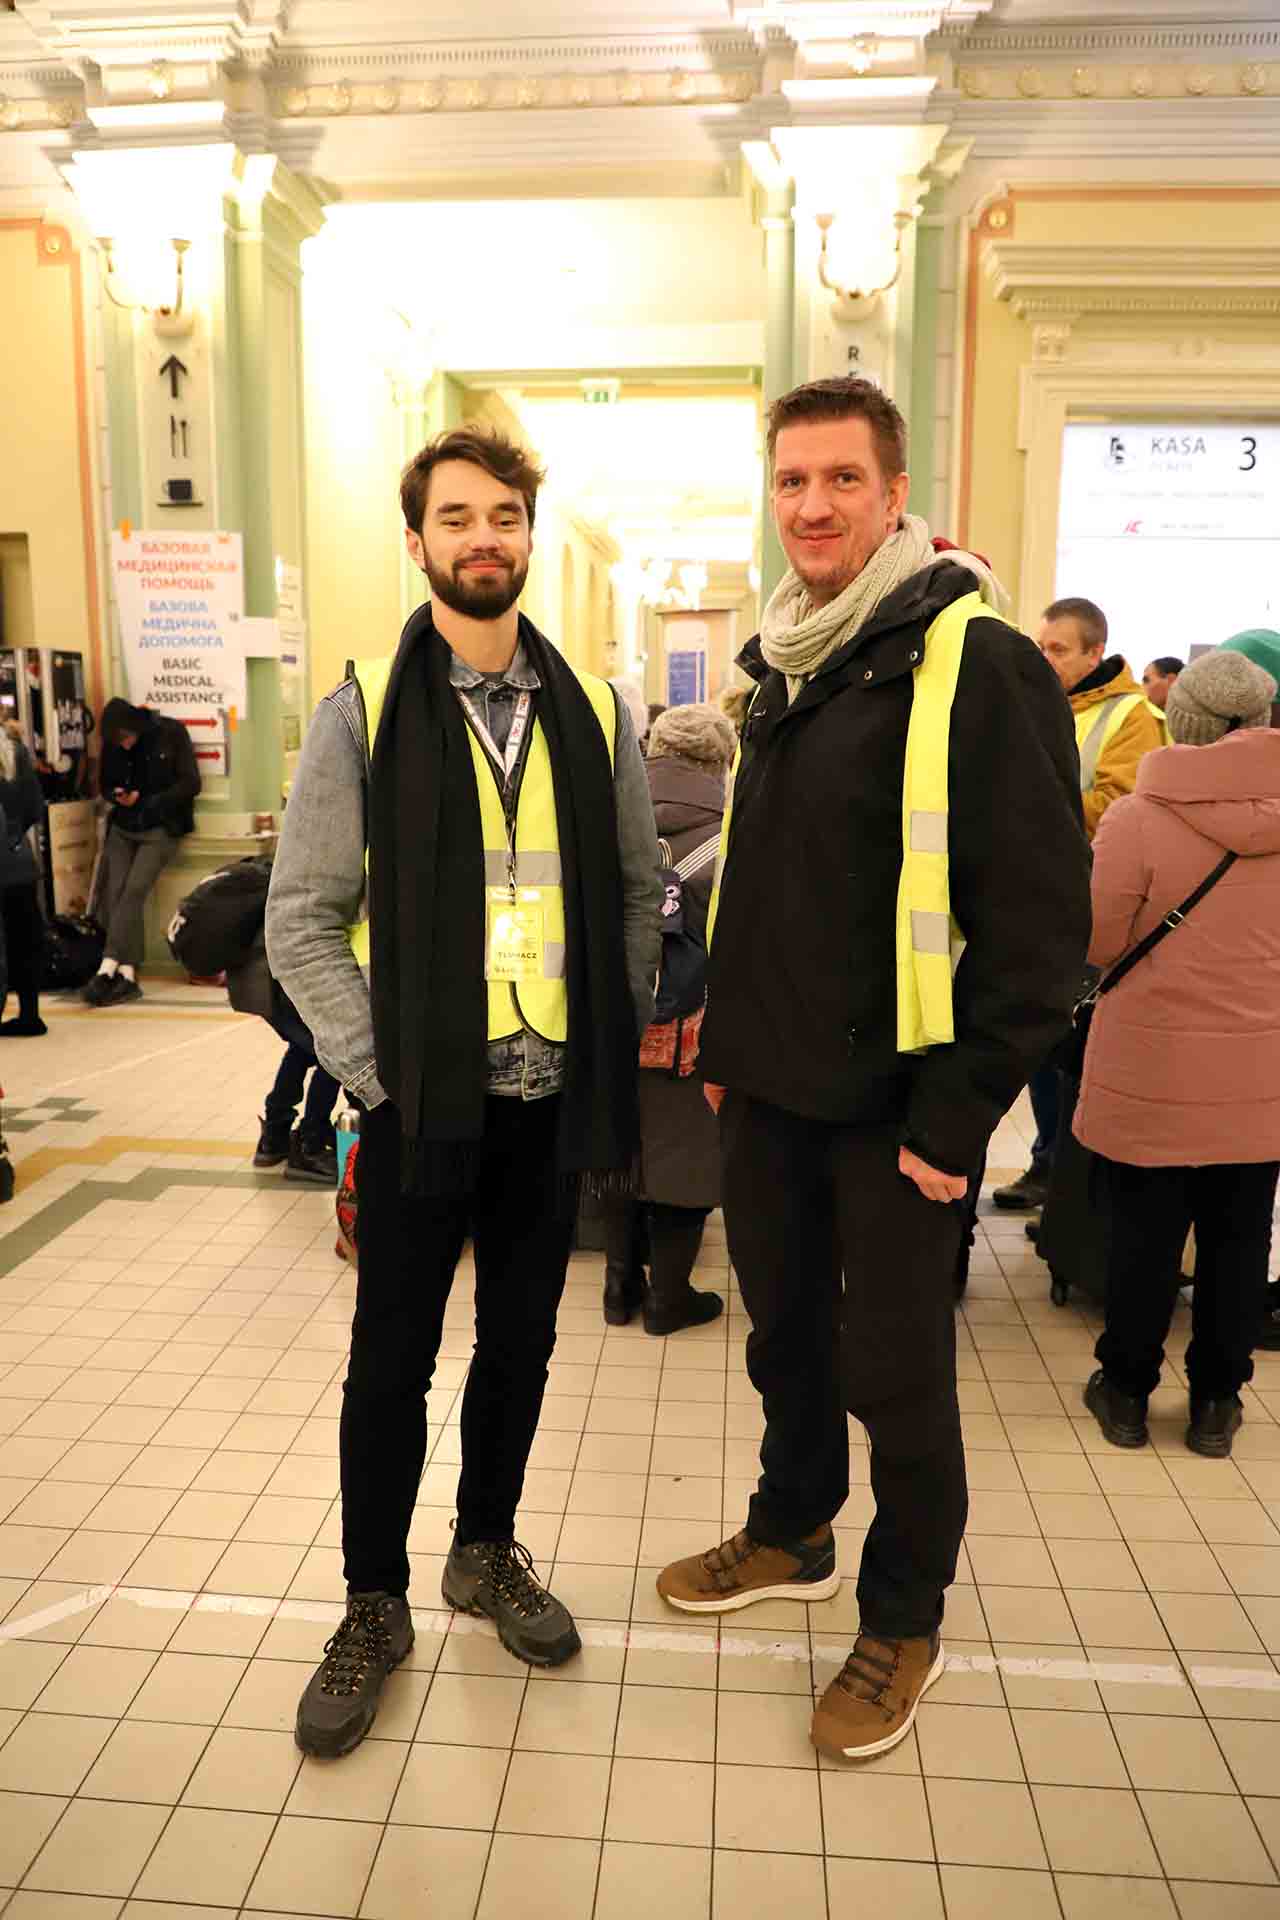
[1,1,1278,203]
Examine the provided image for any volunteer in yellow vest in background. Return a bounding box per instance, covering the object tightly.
[995,596,1167,1212]
[267,426,663,1761]
[655,376,1091,1764]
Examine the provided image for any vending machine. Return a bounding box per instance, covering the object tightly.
[0,646,98,914]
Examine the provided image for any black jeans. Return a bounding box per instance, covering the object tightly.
[1,881,42,1017]
[264,1042,339,1144]
[1096,1157,1280,1404]
[721,1093,968,1641]
[340,1093,576,1595]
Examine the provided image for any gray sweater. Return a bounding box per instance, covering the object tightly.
[265,672,663,1109]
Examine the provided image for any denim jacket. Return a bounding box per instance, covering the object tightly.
[265,643,663,1110]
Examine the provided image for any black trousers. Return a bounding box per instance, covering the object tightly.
[340,1093,575,1596]
[1096,1156,1280,1404]
[264,1041,340,1144]
[721,1093,968,1641]
[0,882,42,1014]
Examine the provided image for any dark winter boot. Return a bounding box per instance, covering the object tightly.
[602,1198,647,1326]
[643,1207,723,1336]
[294,1592,414,1757]
[1187,1397,1244,1459]
[1084,1369,1149,1449]
[285,1128,338,1185]
[253,1115,293,1169]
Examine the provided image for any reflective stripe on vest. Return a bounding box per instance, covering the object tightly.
[1075,692,1144,793]
[345,655,616,1047]
[707,590,1003,1055]
[894,590,985,1053]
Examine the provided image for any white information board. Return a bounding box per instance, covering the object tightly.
[1055,422,1280,671]
[110,529,248,725]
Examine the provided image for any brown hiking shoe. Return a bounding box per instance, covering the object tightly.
[657,1524,839,1614]
[811,1629,944,1761]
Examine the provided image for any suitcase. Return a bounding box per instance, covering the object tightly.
[1034,1071,1110,1308]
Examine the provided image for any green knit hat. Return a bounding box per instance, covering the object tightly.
[1220,629,1280,686]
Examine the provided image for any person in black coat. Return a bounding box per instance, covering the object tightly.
[84,698,201,1007]
[603,702,736,1335]
[655,376,1091,1768]
[0,727,48,1036]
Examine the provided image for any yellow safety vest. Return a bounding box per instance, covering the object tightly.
[707,589,1003,1055]
[347,654,617,1045]
[1074,693,1167,792]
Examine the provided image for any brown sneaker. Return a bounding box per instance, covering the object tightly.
[656,1524,839,1614]
[811,1629,944,1761]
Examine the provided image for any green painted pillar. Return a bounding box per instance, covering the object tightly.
[760,185,796,603]
[95,150,326,965]
[908,204,944,534]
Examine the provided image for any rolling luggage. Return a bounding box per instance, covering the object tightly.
[1033,1071,1109,1308]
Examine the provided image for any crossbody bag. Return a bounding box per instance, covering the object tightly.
[1061,848,1237,1080]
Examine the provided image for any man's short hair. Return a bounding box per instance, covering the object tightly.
[400,425,546,534]
[766,376,908,483]
[1044,596,1108,654]
[1150,655,1185,677]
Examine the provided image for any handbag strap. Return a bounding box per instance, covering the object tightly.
[1091,849,1238,1004]
[657,832,720,882]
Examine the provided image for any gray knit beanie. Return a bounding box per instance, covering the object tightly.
[646,702,737,769]
[1164,649,1277,746]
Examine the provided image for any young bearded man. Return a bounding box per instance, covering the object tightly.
[656,376,1091,1762]
[268,425,663,1758]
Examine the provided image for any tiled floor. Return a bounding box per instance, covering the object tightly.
[3,991,1280,1919]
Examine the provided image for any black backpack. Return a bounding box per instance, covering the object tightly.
[167,856,273,978]
[652,833,720,1025]
[42,915,106,991]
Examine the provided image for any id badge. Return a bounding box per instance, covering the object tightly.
[485,887,546,983]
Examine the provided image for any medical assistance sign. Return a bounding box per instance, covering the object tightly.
[110,530,247,724]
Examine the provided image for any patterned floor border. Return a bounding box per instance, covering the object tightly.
[0,1158,287,1277]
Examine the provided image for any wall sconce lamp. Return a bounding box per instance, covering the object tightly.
[815,207,914,313]
[100,234,192,328]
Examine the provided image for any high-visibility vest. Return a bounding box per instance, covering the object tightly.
[707,589,1003,1055]
[1074,693,1167,791]
[346,653,617,1045]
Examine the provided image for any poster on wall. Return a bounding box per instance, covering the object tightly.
[665,615,709,708]
[110,530,248,733]
[46,799,96,916]
[1055,423,1280,669]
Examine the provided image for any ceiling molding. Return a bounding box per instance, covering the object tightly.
[985,237,1280,320]
[942,93,1280,159]
[937,23,1280,58]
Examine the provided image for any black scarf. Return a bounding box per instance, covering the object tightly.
[367,603,639,1197]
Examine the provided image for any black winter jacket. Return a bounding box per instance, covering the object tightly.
[698,561,1091,1175]
[100,701,201,837]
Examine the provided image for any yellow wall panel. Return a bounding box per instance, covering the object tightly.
[0,223,102,707]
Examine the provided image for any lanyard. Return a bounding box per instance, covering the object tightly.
[459,686,532,789]
[458,686,533,897]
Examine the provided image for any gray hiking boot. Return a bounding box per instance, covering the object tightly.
[442,1538,581,1668]
[294,1591,414,1757]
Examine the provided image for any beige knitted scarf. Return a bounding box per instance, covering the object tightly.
[760,514,936,701]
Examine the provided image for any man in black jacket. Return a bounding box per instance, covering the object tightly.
[657,377,1091,1762]
[85,698,201,1005]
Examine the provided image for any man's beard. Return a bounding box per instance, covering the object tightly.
[425,553,528,621]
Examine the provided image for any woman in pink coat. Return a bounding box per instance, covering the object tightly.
[1078,649,1280,1459]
